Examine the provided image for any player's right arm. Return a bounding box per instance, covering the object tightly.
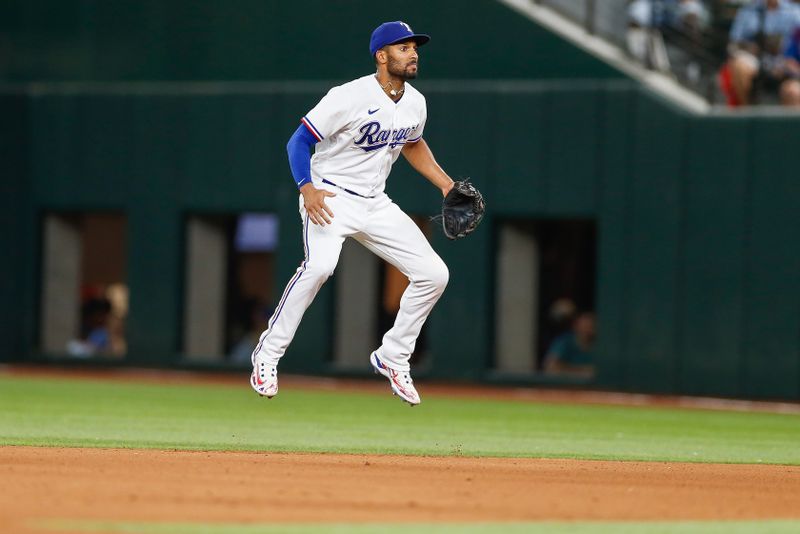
[286,125,336,226]
[401,138,454,197]
[287,86,355,226]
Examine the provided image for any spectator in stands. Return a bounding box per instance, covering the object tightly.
[543,311,596,379]
[670,0,710,37]
[66,297,113,357]
[627,0,672,72]
[547,297,577,339]
[724,0,800,105]
[664,0,711,84]
[775,27,800,104]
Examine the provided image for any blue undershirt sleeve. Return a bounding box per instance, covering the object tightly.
[286,124,319,189]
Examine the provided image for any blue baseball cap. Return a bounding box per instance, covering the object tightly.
[369,21,430,56]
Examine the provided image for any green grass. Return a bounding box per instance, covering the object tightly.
[38,520,800,534]
[1,374,800,464]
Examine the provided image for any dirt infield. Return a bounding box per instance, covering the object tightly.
[3,367,800,532]
[3,446,800,533]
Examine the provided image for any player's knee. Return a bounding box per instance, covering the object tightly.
[305,258,337,282]
[427,259,449,293]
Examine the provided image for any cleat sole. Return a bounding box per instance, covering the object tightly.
[371,352,420,406]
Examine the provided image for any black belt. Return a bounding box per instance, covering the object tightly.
[322,179,376,199]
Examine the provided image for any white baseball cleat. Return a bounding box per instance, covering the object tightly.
[250,358,278,398]
[370,352,420,406]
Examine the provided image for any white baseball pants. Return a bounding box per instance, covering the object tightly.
[251,187,449,372]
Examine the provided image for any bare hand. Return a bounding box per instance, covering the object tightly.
[300,183,336,226]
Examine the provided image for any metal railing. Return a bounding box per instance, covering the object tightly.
[531,0,731,102]
[532,0,629,42]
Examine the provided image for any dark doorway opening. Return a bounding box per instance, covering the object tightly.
[182,213,278,363]
[535,219,596,368]
[40,212,128,359]
[494,218,597,374]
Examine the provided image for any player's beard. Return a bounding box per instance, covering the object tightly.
[388,57,418,80]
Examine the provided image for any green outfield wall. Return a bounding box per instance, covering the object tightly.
[0,92,31,362]
[0,0,622,82]
[2,82,799,399]
[1,1,798,399]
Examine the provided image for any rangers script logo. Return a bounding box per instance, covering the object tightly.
[354,121,419,152]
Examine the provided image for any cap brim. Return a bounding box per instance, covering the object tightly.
[387,33,430,47]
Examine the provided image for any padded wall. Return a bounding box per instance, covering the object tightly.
[9,84,800,399]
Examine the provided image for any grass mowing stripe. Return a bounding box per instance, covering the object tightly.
[37,520,800,534]
[2,375,800,464]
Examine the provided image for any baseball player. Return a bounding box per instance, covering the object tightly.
[250,21,455,406]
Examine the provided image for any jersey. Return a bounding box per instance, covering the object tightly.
[300,74,427,198]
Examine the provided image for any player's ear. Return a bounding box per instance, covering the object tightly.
[375,48,387,65]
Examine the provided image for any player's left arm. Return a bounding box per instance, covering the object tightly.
[402,139,454,197]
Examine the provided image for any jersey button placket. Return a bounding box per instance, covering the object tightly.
[371,107,392,198]
[381,107,398,195]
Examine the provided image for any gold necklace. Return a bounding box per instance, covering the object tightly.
[376,75,405,97]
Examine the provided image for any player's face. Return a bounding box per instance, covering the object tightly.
[386,41,419,80]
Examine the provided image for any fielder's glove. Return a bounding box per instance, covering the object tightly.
[439,180,486,240]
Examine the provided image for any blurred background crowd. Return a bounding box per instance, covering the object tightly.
[624,0,800,106]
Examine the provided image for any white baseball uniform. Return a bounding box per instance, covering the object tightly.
[251,74,449,372]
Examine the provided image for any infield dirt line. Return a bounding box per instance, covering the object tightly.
[2,446,800,534]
